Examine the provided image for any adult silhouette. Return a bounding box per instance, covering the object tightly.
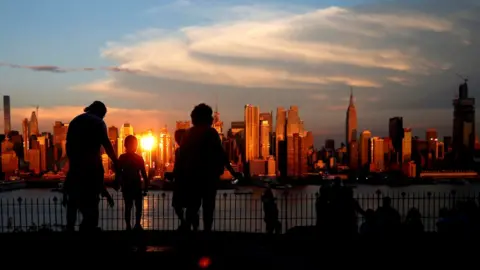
[178,103,240,231]
[64,101,118,232]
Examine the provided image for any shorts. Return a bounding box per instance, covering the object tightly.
[122,191,143,204]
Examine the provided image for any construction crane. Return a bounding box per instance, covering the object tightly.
[30,105,39,118]
[456,73,469,84]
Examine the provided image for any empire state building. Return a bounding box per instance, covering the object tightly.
[346,88,357,146]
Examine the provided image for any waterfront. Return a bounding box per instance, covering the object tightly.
[1,184,479,233]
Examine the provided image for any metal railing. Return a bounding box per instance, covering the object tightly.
[0,190,477,233]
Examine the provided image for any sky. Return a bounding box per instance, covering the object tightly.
[1,0,479,147]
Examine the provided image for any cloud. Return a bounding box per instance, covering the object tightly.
[69,79,159,99]
[310,94,328,101]
[96,1,480,99]
[0,62,141,74]
[5,106,186,134]
[6,0,480,141]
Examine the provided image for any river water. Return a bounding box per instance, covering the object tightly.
[1,184,479,233]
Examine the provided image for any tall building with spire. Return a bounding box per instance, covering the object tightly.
[346,88,358,170]
[452,79,475,166]
[29,111,39,136]
[22,118,29,160]
[213,104,224,137]
[346,87,357,146]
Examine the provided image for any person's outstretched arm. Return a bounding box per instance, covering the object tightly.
[210,128,236,175]
[139,157,149,193]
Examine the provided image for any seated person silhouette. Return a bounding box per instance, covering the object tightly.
[172,128,188,231]
[116,135,149,230]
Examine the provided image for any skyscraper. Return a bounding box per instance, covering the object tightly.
[260,120,270,159]
[118,123,134,156]
[176,121,191,130]
[121,123,134,138]
[158,127,172,165]
[230,121,245,136]
[275,107,287,176]
[53,121,68,161]
[426,128,438,155]
[402,128,412,162]
[108,126,119,156]
[348,140,359,170]
[286,106,300,136]
[244,105,260,161]
[345,88,357,146]
[260,112,273,155]
[452,80,475,164]
[213,107,224,137]
[29,111,39,136]
[3,96,11,136]
[389,117,403,162]
[37,136,47,172]
[359,130,372,168]
[286,107,304,177]
[370,137,384,172]
[22,118,29,160]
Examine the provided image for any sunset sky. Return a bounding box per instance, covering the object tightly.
[1,0,479,146]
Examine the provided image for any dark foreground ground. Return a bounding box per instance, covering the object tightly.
[0,227,477,268]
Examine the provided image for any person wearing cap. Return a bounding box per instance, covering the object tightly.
[178,103,241,232]
[64,101,118,232]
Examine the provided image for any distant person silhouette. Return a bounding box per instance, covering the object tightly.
[375,196,401,235]
[116,135,149,230]
[315,185,333,232]
[64,101,118,232]
[262,187,281,234]
[172,129,188,231]
[179,103,240,232]
[360,209,376,236]
[403,207,424,235]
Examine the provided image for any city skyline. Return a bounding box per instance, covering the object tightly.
[1,0,480,145]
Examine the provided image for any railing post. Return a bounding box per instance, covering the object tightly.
[426,192,432,231]
[314,192,319,227]
[52,197,59,231]
[283,187,290,233]
[17,197,23,232]
[375,189,382,208]
[161,193,166,230]
[451,190,457,209]
[222,193,228,232]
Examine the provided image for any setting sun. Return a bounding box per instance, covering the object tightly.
[140,135,156,151]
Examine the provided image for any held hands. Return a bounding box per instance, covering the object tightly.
[112,180,120,192]
[233,172,244,182]
[106,196,115,208]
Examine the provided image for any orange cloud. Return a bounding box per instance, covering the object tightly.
[69,79,159,99]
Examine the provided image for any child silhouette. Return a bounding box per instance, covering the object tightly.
[116,135,149,230]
